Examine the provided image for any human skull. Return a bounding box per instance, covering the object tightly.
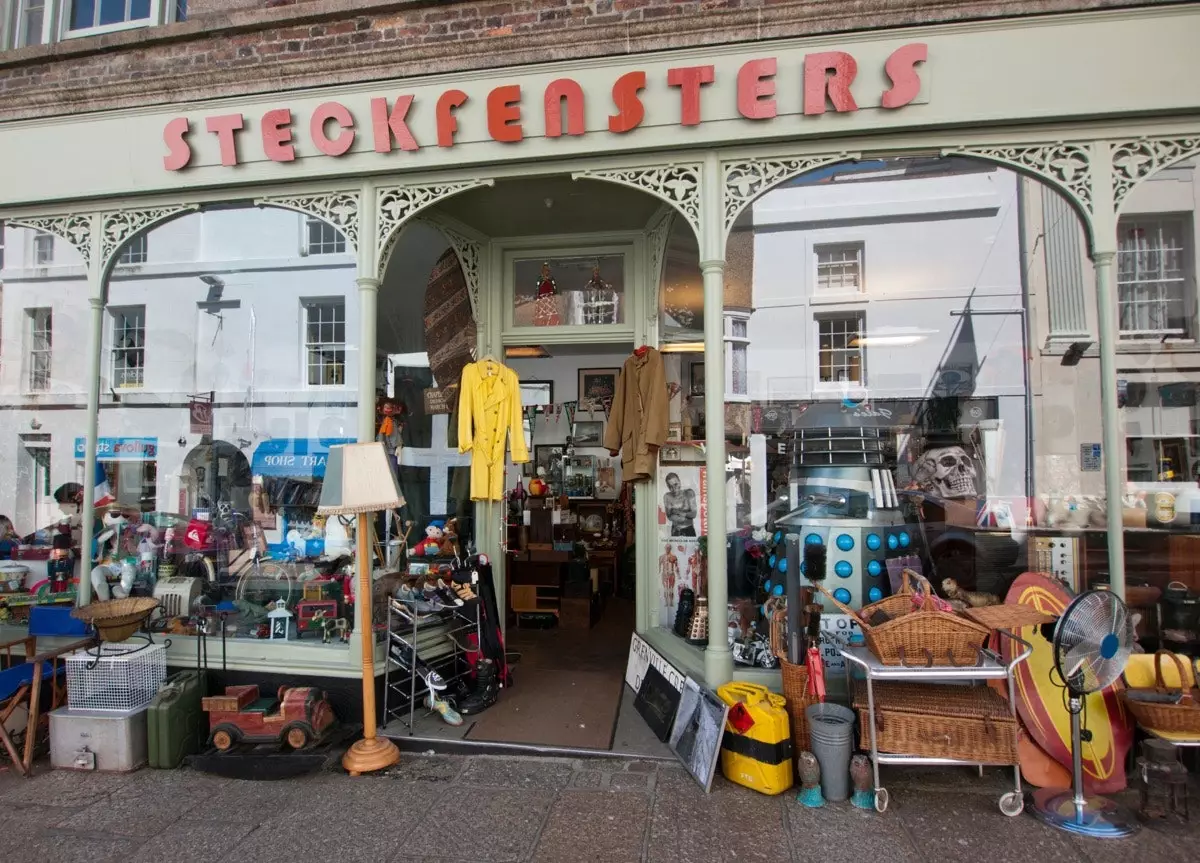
[916,446,978,499]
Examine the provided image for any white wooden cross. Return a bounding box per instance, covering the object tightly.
[399,414,471,514]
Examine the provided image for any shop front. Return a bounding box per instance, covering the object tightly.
[2,6,1200,750]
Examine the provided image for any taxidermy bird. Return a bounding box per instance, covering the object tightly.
[850,754,875,809]
[941,577,999,608]
[796,751,825,808]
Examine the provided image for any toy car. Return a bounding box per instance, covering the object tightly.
[201,684,335,751]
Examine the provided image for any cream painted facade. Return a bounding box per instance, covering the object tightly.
[2,6,1200,687]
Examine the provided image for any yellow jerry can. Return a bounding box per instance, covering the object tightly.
[716,682,794,795]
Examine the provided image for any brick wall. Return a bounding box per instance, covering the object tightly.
[0,0,1173,121]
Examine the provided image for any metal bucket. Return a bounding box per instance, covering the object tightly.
[805,702,856,802]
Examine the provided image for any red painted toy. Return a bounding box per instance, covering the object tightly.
[201,684,335,751]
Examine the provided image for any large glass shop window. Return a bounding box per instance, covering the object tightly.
[713,158,1103,670]
[76,207,359,646]
[0,224,95,628]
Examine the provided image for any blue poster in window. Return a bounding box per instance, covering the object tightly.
[74,437,158,461]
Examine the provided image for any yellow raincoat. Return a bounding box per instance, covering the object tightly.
[457,359,529,501]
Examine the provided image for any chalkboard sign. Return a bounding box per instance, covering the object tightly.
[634,665,681,743]
[668,676,729,793]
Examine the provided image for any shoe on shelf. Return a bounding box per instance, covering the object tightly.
[434,580,465,607]
[390,599,437,624]
[452,580,478,602]
[458,658,500,715]
[424,692,464,727]
[388,642,448,691]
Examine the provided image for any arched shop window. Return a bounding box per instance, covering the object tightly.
[75,206,355,643]
[710,157,1106,669]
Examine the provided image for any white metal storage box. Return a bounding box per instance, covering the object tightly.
[49,706,148,773]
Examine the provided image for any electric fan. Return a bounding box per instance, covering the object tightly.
[1028,589,1139,838]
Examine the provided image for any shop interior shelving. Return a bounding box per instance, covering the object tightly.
[382,594,481,733]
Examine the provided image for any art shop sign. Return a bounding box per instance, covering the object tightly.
[161,43,927,170]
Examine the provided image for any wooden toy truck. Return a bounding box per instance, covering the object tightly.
[201,684,335,751]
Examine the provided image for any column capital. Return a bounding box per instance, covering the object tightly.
[355,276,381,291]
[699,259,726,275]
[1093,251,1116,266]
[88,297,104,310]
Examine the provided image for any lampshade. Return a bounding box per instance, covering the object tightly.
[317,443,405,515]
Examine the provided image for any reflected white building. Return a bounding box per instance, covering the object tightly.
[0,208,360,537]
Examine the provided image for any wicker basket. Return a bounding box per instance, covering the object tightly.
[768,597,788,661]
[962,604,1056,632]
[1122,650,1200,736]
[780,658,817,754]
[859,568,928,622]
[851,678,1019,764]
[71,597,159,643]
[820,584,991,667]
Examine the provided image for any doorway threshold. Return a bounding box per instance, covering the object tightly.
[381,682,674,761]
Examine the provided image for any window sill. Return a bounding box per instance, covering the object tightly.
[810,293,867,307]
[61,19,155,42]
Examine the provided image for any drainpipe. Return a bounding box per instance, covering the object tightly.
[1015,179,1036,511]
[77,214,105,606]
[1093,251,1125,599]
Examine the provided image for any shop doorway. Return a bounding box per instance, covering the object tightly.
[376,177,684,754]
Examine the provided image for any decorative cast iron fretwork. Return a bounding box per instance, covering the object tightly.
[101,205,197,271]
[255,191,359,251]
[942,142,1093,213]
[376,180,494,274]
[573,163,702,237]
[722,153,857,234]
[1110,136,1200,210]
[7,213,94,268]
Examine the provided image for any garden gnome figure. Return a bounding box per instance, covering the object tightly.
[797,751,825,808]
[850,754,875,809]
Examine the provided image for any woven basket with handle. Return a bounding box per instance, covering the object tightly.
[1122,650,1200,736]
[859,568,929,622]
[819,583,991,667]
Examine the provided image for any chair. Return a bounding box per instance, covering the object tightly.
[0,606,94,776]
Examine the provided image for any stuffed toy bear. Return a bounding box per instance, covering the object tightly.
[439,517,459,557]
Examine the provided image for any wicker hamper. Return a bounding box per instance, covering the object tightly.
[851,679,1019,765]
[780,658,817,754]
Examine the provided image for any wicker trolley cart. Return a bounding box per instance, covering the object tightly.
[840,632,1033,816]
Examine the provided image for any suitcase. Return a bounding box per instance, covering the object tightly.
[147,670,206,769]
[717,682,794,795]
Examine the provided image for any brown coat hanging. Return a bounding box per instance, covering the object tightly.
[603,347,668,483]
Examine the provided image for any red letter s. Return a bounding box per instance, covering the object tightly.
[881,43,927,109]
[163,117,192,171]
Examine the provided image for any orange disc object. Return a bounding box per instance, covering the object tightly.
[1002,572,1133,793]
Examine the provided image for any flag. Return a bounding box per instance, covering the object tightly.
[93,461,115,508]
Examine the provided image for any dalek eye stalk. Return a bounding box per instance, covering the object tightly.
[778,428,909,614]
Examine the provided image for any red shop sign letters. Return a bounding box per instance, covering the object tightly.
[163,44,926,171]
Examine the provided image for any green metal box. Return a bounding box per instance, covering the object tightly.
[147,670,206,769]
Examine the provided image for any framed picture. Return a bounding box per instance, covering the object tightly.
[669,676,729,793]
[667,423,683,443]
[577,503,607,535]
[578,367,619,411]
[661,445,682,463]
[520,381,553,473]
[689,361,705,396]
[595,459,618,500]
[572,420,604,447]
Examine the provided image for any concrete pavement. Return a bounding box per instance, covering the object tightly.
[0,754,1195,862]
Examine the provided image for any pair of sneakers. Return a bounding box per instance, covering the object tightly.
[388,642,448,692]
[424,692,463,727]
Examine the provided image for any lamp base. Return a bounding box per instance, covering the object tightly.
[342,735,400,776]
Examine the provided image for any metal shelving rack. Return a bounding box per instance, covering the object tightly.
[840,633,1033,815]
[382,595,481,733]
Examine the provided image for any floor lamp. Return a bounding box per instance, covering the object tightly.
[318,442,403,775]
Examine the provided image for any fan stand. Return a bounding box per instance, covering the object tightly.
[1028,693,1139,838]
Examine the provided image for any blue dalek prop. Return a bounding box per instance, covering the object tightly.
[776,427,905,612]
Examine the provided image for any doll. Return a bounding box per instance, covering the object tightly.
[376,396,406,458]
[533,261,560,327]
[413,521,445,557]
